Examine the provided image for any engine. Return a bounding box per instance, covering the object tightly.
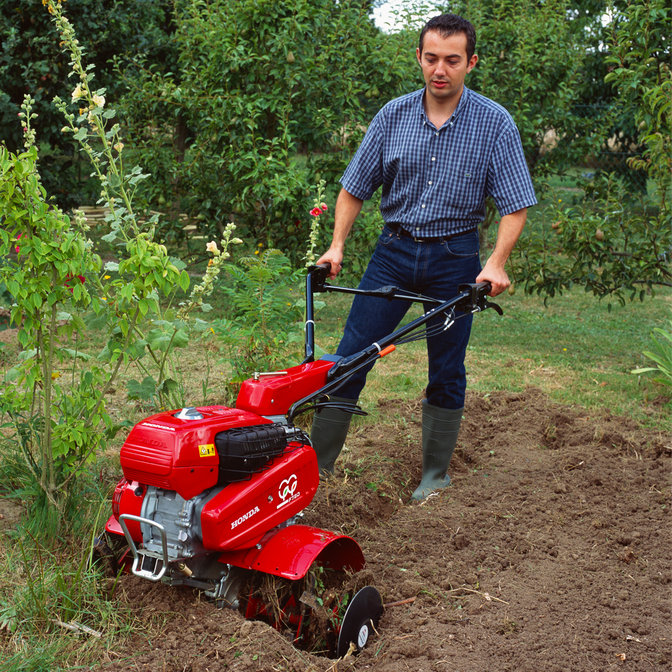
[105,404,320,586]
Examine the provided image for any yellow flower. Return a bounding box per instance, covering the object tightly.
[103,275,111,280]
[71,84,83,102]
[51,371,61,379]
[206,241,219,254]
[92,94,105,108]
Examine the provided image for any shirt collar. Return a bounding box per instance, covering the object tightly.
[417,85,471,127]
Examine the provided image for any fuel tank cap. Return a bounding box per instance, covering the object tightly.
[174,406,204,420]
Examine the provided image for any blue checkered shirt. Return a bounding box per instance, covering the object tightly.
[341,86,537,237]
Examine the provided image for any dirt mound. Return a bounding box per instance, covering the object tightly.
[93,388,671,672]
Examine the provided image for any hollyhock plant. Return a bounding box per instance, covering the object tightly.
[305,180,328,267]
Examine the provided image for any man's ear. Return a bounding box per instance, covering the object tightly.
[416,47,422,65]
[467,54,479,73]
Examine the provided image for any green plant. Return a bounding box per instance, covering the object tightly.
[0,0,175,210]
[512,173,671,302]
[213,248,306,401]
[124,223,241,409]
[114,0,416,252]
[511,0,671,301]
[632,318,672,389]
[0,1,225,515]
[0,129,113,511]
[0,497,137,672]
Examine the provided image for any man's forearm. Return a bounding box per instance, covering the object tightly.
[317,188,364,277]
[331,188,364,250]
[488,208,527,266]
[476,207,527,295]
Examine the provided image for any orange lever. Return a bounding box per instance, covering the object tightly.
[379,344,396,358]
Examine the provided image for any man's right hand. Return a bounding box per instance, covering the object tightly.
[316,248,344,279]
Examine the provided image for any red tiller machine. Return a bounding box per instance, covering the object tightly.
[99,264,501,657]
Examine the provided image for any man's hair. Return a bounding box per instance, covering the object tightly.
[419,14,477,60]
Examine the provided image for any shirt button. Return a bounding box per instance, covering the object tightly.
[428,181,432,185]
[431,157,436,161]
[421,204,426,209]
[435,132,439,136]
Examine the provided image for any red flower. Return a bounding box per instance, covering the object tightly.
[64,273,86,294]
[310,207,322,217]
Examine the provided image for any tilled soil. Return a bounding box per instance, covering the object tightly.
[93,388,670,672]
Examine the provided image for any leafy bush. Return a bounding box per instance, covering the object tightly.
[632,319,672,390]
[511,0,671,301]
[0,2,227,515]
[114,0,416,255]
[213,249,306,402]
[0,0,176,209]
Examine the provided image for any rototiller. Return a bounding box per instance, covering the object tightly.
[98,264,501,657]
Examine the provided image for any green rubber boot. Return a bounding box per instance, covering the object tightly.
[411,400,463,501]
[310,396,358,475]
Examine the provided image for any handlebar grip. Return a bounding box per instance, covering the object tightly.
[308,263,331,292]
[457,282,502,315]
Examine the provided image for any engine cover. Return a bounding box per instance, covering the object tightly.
[201,441,319,552]
[119,406,271,500]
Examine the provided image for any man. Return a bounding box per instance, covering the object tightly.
[311,13,536,500]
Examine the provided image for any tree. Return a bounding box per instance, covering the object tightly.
[0,0,175,208]
[114,0,417,251]
[511,0,671,301]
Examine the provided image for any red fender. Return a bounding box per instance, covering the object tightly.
[218,524,365,580]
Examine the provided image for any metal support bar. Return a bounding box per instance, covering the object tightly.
[118,513,169,582]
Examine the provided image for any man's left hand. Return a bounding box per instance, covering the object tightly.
[476,262,510,297]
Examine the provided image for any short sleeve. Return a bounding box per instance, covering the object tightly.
[340,112,385,201]
[487,126,537,216]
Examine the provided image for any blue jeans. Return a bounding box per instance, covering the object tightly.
[332,225,481,409]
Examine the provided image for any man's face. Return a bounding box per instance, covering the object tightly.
[416,30,478,104]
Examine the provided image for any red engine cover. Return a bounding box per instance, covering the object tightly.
[200,442,319,552]
[235,360,334,416]
[105,477,146,541]
[119,406,270,500]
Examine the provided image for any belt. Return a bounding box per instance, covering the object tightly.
[386,222,476,243]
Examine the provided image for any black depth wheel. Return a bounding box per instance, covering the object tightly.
[336,586,383,658]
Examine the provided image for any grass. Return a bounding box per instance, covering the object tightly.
[468,287,671,423]
[313,286,671,432]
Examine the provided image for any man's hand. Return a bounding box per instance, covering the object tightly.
[316,248,344,279]
[475,261,510,297]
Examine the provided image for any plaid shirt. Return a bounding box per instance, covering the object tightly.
[341,86,537,238]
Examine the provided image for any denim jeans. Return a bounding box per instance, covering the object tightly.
[332,225,481,409]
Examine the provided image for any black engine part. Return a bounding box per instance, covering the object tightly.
[215,424,288,483]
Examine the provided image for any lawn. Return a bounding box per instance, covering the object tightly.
[312,284,671,432]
